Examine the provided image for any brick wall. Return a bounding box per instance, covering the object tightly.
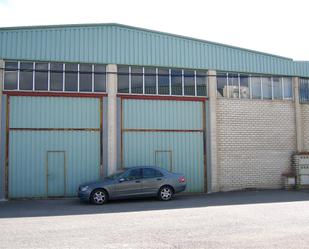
[301,104,309,151]
[216,99,296,191]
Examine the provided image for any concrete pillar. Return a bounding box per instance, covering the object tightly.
[293,77,303,152]
[106,64,118,175]
[0,60,4,200]
[208,69,219,192]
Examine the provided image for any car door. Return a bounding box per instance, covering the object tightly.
[141,168,165,195]
[113,168,143,198]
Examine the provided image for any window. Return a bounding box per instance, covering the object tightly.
[19,62,33,90]
[239,75,249,99]
[228,73,239,98]
[4,62,18,90]
[118,66,129,93]
[94,65,106,92]
[262,77,272,99]
[122,169,142,180]
[131,67,143,94]
[300,78,309,102]
[35,63,48,90]
[65,64,78,91]
[144,67,156,94]
[171,69,182,95]
[273,77,282,99]
[196,71,207,96]
[79,64,92,92]
[283,77,293,99]
[251,76,261,99]
[184,70,195,96]
[50,63,63,91]
[158,68,170,95]
[142,168,163,178]
[217,73,227,97]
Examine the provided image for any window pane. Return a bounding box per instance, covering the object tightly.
[300,78,309,102]
[35,63,48,90]
[50,63,63,91]
[262,77,272,99]
[79,64,92,92]
[217,73,227,97]
[118,66,129,93]
[158,68,169,95]
[19,62,33,90]
[251,76,261,99]
[144,67,156,94]
[283,77,293,99]
[171,69,182,95]
[4,62,18,90]
[227,73,239,98]
[239,75,250,99]
[94,65,106,92]
[131,67,143,94]
[196,71,207,96]
[184,70,195,96]
[65,64,78,91]
[273,77,282,99]
[143,168,163,178]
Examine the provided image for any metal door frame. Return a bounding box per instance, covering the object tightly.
[46,150,66,197]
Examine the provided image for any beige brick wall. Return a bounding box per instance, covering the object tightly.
[217,99,296,191]
[301,104,309,151]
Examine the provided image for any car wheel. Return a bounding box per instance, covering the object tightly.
[90,189,108,205]
[158,186,173,201]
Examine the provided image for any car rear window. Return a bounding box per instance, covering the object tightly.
[142,168,163,178]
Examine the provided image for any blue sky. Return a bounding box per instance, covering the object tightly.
[0,0,308,60]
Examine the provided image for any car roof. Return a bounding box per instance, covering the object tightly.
[124,166,166,171]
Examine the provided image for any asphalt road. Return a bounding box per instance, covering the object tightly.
[1,190,309,249]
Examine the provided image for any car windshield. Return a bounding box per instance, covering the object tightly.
[106,170,125,180]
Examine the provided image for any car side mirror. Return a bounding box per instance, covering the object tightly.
[119,178,125,183]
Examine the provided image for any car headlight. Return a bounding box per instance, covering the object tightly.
[80,186,89,192]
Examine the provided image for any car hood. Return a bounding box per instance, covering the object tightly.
[80,178,116,188]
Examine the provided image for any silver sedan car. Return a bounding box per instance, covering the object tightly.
[78,166,186,205]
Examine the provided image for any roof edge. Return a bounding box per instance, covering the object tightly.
[0,22,294,61]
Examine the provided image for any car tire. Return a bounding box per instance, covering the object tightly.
[90,189,108,205]
[158,186,173,201]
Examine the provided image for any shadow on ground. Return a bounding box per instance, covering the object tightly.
[0,190,309,219]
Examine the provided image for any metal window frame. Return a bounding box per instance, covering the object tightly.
[181,69,184,96]
[128,66,132,94]
[249,75,252,99]
[194,70,197,96]
[142,67,145,94]
[91,64,94,93]
[32,62,35,91]
[62,63,65,92]
[169,68,172,96]
[17,61,20,90]
[238,73,241,99]
[156,67,158,95]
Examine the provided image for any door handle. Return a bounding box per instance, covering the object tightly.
[157,178,162,181]
[135,180,141,183]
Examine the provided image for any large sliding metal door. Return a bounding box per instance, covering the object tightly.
[7,96,102,198]
[121,98,206,192]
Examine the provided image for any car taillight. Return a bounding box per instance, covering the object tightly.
[178,176,186,183]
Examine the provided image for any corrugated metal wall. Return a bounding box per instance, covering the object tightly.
[8,96,101,198]
[0,23,308,77]
[122,99,205,192]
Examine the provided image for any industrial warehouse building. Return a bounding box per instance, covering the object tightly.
[1,23,309,199]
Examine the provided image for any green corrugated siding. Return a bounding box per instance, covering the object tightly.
[123,99,203,130]
[123,132,204,192]
[8,96,101,198]
[0,23,308,76]
[122,99,205,192]
[9,131,100,198]
[10,96,100,129]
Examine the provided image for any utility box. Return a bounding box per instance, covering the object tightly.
[292,153,309,188]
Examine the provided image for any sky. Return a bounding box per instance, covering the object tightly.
[0,0,308,60]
